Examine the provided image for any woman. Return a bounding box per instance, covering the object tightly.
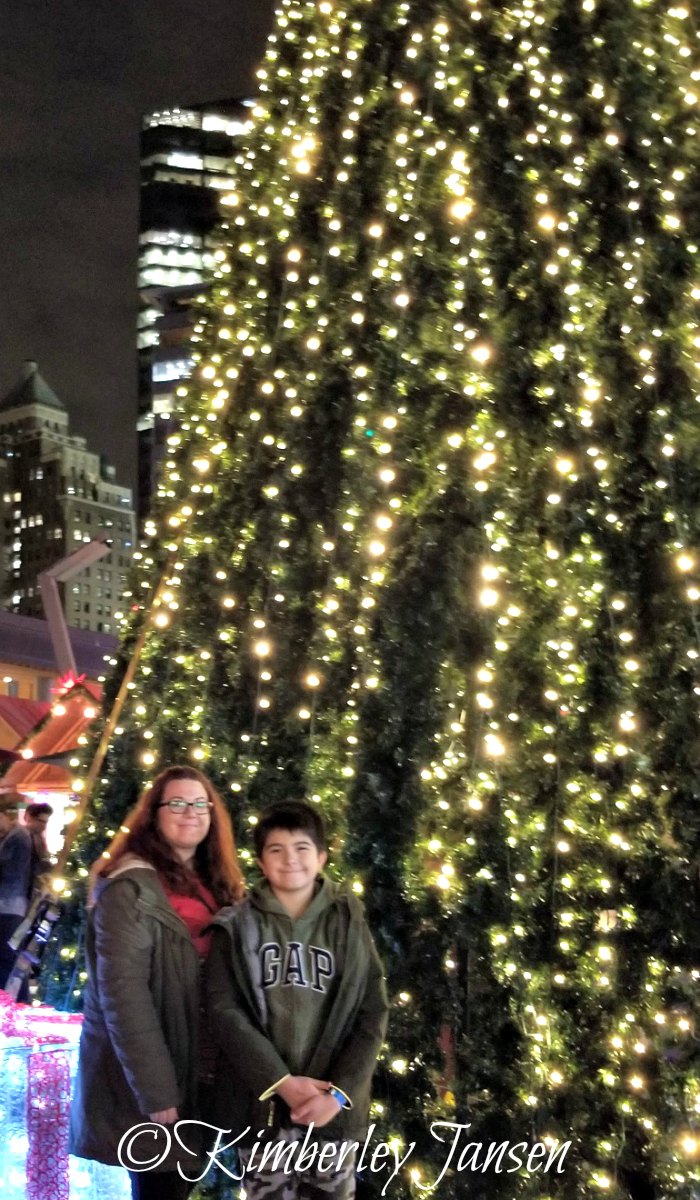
[69,765,244,1200]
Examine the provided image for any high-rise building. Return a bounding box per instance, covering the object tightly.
[137,98,254,523]
[0,361,135,634]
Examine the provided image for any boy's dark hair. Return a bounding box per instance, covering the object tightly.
[254,800,327,857]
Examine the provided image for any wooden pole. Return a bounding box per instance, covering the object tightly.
[54,558,175,876]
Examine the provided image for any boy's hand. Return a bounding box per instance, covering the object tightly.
[290,1091,342,1128]
[277,1076,328,1109]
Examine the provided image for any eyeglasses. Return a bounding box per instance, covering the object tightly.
[157,799,212,813]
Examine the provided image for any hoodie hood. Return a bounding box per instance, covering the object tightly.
[249,873,337,921]
[90,855,156,908]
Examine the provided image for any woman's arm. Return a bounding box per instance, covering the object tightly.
[92,878,181,1117]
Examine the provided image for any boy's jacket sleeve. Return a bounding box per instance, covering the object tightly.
[206,924,291,1096]
[327,924,389,1102]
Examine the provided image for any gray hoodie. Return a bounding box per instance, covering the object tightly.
[206,876,388,1142]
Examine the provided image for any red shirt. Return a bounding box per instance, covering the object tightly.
[164,882,217,958]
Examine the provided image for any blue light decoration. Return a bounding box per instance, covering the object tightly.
[0,1042,31,1200]
[69,1155,132,1200]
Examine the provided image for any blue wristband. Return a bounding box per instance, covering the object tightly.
[327,1086,348,1109]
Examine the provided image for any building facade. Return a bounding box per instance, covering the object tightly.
[137,98,253,524]
[0,362,135,634]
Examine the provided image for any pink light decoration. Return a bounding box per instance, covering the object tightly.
[52,673,86,696]
[0,992,83,1200]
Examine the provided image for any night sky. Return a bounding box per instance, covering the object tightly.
[1,0,275,490]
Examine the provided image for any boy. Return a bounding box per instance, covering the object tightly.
[206,799,389,1199]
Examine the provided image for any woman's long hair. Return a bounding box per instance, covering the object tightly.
[90,765,244,906]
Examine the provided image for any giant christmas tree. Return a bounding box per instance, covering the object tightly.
[51,0,700,1195]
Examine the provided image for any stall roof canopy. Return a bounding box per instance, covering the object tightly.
[0,696,50,745]
[0,681,102,794]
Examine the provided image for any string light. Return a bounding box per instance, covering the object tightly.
[58,3,700,1195]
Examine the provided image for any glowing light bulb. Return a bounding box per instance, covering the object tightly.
[451,199,473,220]
[480,587,499,607]
[484,733,505,758]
